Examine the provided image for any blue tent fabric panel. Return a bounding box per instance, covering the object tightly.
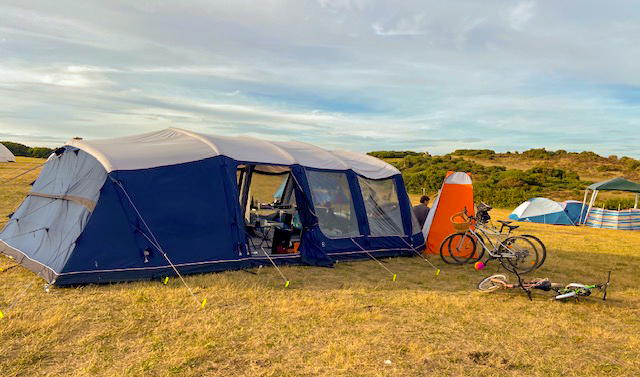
[563,202,588,224]
[515,212,573,225]
[57,157,247,285]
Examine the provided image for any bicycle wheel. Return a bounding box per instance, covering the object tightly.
[521,234,547,268]
[499,236,539,274]
[447,233,477,264]
[439,234,464,264]
[477,274,507,292]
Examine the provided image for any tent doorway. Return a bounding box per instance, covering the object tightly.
[238,165,302,257]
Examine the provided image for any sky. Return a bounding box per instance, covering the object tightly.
[1,0,639,157]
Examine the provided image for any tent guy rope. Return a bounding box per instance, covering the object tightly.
[398,237,441,276]
[0,161,46,186]
[350,238,397,282]
[259,246,290,287]
[112,178,205,309]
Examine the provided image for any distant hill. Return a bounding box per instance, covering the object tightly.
[0,141,54,159]
[369,149,640,210]
[450,148,640,182]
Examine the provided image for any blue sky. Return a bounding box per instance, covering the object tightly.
[1,0,639,157]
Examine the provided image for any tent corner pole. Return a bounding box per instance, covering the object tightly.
[585,190,598,226]
[579,189,589,224]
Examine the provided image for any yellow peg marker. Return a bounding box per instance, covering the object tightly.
[0,310,4,319]
[392,274,397,282]
[285,281,290,288]
[163,277,169,285]
[436,269,441,276]
[201,298,207,309]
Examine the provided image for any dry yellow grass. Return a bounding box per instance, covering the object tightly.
[1,158,639,376]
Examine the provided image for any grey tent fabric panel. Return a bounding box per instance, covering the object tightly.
[0,147,106,279]
[2,193,93,275]
[32,148,107,202]
[0,240,56,282]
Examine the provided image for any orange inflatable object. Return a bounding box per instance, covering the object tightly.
[422,171,475,254]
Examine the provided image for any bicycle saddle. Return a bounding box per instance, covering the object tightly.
[497,220,512,225]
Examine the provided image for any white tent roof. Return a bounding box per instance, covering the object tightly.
[0,143,16,162]
[444,172,472,185]
[511,197,563,218]
[67,128,400,179]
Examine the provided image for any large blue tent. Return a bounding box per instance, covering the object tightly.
[0,128,423,285]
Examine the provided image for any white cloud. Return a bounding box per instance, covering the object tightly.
[0,65,101,88]
[316,0,368,11]
[372,12,428,36]
[507,0,536,30]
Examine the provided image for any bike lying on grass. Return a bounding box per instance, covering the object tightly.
[477,271,611,301]
[439,206,545,274]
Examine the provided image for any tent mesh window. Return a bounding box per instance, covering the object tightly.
[307,171,359,238]
[358,177,405,236]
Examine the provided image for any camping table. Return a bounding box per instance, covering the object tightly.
[250,221,285,251]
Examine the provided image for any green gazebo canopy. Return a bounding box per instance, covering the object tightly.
[587,177,640,193]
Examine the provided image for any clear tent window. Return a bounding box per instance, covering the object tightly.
[306,171,359,238]
[358,177,405,236]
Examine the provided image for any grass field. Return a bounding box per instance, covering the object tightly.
[1,157,640,376]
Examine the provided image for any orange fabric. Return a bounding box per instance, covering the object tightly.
[425,173,475,254]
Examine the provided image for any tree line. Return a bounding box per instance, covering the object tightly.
[1,141,54,159]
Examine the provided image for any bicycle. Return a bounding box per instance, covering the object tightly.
[478,202,547,268]
[477,271,611,301]
[439,208,540,274]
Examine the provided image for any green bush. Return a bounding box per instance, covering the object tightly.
[451,149,496,158]
[368,151,422,158]
[28,147,54,158]
[521,148,553,159]
[599,198,637,210]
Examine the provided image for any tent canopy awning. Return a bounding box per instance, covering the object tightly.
[586,177,640,193]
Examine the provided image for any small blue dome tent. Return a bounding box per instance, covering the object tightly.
[0,128,423,285]
[509,198,585,225]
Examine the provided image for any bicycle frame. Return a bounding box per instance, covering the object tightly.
[460,223,519,260]
[488,276,548,290]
